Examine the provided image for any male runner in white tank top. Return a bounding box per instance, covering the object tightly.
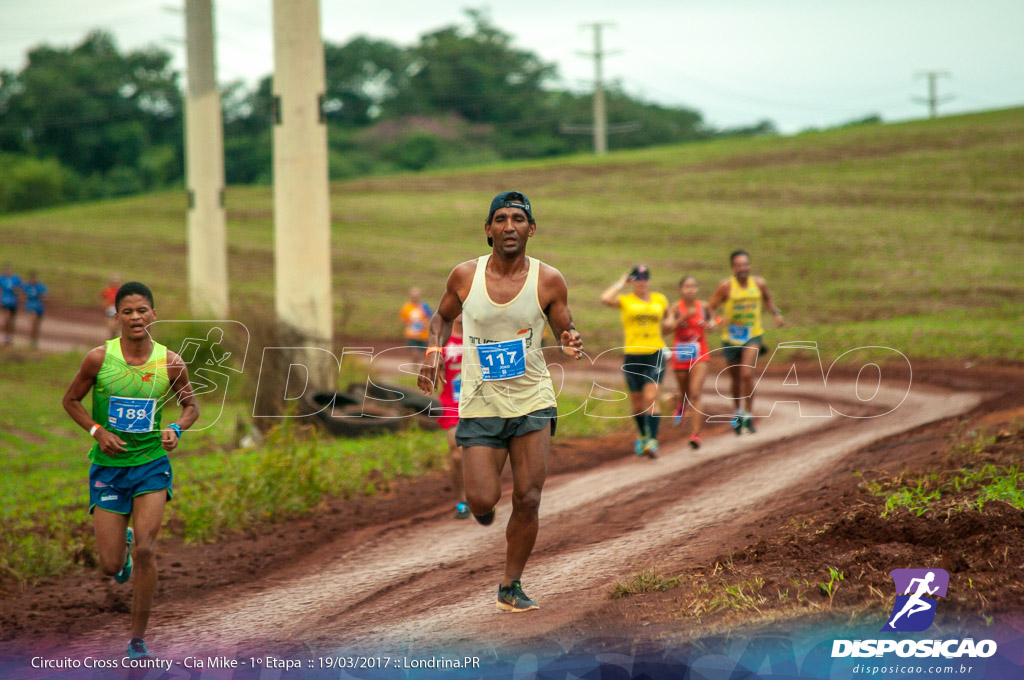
[418,191,584,612]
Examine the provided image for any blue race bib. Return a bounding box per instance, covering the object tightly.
[476,338,527,381]
[728,324,751,344]
[675,341,699,362]
[108,396,156,433]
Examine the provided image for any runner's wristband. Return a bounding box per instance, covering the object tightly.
[168,423,182,438]
[89,423,101,438]
[425,346,443,356]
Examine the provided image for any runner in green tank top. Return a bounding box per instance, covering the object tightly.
[63,282,198,661]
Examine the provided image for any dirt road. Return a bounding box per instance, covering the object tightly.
[48,372,981,658]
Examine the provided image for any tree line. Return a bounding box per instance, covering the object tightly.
[0,11,775,213]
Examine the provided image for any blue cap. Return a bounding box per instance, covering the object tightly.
[487,191,533,246]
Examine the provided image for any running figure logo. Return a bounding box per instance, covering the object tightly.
[881,568,949,632]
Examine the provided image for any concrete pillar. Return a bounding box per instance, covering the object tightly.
[271,0,334,388]
[184,0,229,317]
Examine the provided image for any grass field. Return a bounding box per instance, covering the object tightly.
[2,106,1021,359]
[2,107,1022,583]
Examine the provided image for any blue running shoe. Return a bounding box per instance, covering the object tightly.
[455,502,470,520]
[743,416,757,434]
[496,581,539,612]
[634,438,646,455]
[126,638,154,660]
[731,415,743,436]
[113,527,133,584]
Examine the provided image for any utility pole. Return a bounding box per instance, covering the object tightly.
[913,71,953,119]
[579,23,617,155]
[184,0,229,317]
[271,0,334,388]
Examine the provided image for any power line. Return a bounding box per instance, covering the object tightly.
[577,22,617,155]
[913,70,953,118]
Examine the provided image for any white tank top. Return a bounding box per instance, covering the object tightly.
[459,255,556,418]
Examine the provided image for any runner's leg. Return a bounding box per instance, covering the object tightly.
[129,490,166,640]
[641,380,660,439]
[629,390,646,436]
[673,369,688,422]
[2,308,15,342]
[94,508,131,577]
[446,428,465,504]
[463,446,507,516]
[30,313,42,347]
[687,362,709,437]
[739,345,760,415]
[503,426,548,586]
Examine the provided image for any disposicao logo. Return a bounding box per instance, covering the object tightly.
[881,568,949,632]
[831,567,998,659]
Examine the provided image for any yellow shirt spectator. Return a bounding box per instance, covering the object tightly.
[619,292,669,355]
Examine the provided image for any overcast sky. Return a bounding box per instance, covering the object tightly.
[2,0,1021,133]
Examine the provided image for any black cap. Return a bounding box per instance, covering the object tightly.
[628,265,650,281]
[486,191,533,246]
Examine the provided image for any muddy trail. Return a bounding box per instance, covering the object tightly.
[9,364,1017,660]
[3,309,1022,663]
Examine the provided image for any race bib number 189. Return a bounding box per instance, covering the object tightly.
[476,338,527,381]
[108,395,156,433]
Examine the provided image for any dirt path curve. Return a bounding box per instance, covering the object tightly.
[58,375,982,658]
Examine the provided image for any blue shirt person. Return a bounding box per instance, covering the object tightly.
[23,276,48,315]
[21,271,48,348]
[1,264,21,345]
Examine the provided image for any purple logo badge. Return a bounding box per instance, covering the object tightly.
[881,568,949,632]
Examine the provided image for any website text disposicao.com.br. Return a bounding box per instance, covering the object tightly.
[850,662,980,676]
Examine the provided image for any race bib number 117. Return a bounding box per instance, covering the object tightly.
[476,338,527,381]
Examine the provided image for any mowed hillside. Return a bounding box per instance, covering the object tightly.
[2,107,1021,359]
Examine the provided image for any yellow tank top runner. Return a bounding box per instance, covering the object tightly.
[619,292,669,355]
[459,255,557,418]
[721,276,764,345]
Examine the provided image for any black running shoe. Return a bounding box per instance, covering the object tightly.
[474,507,496,525]
[496,581,539,612]
[743,416,757,434]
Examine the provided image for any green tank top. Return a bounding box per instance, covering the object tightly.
[89,338,171,467]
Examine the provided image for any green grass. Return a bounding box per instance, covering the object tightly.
[610,566,683,599]
[3,107,1024,582]
[687,576,769,617]
[0,346,628,583]
[863,426,1024,517]
[1,107,1021,359]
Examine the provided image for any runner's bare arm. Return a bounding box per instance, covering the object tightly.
[162,351,199,452]
[540,265,583,359]
[599,272,630,308]
[661,304,681,334]
[418,262,472,394]
[755,277,785,327]
[62,346,127,455]
[707,279,731,314]
[700,299,717,329]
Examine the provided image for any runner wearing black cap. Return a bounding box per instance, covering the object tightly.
[418,191,583,613]
[600,265,670,458]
